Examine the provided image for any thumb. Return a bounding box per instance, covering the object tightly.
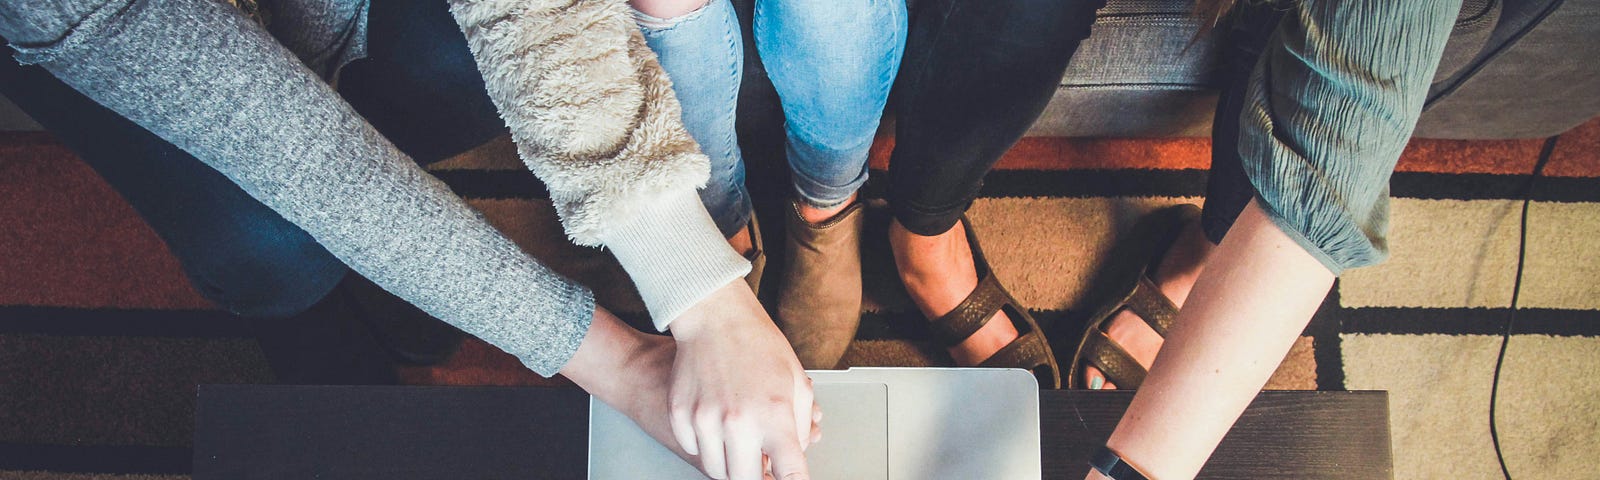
[765,435,811,480]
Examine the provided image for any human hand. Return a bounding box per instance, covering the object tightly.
[667,280,817,480]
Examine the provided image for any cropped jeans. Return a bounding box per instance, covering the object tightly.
[638,0,907,237]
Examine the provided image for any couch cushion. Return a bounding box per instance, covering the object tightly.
[1028,0,1220,137]
[1415,0,1600,139]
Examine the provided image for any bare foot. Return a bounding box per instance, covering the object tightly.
[796,193,858,225]
[889,218,1020,366]
[1084,219,1215,389]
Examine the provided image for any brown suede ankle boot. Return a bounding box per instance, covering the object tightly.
[776,200,865,369]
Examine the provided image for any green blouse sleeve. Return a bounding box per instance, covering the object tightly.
[1237,0,1462,274]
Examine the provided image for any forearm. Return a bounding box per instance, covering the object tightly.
[4,0,595,376]
[1095,200,1334,479]
[448,0,748,329]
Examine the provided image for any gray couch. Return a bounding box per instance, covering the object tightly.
[1030,0,1600,139]
[3,0,1596,139]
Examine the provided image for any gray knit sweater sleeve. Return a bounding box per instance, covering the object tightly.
[1238,0,1462,274]
[1,0,593,376]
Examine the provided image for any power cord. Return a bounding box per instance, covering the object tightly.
[1489,134,1560,480]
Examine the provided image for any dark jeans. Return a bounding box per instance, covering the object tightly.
[0,0,500,382]
[1202,4,1289,245]
[886,0,1107,236]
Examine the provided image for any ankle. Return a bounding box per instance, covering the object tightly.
[889,219,964,279]
[1148,220,1214,306]
[795,193,858,225]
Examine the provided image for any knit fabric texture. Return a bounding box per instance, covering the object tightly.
[448,0,750,327]
[1,0,595,376]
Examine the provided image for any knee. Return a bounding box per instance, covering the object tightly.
[177,225,346,319]
[0,0,130,64]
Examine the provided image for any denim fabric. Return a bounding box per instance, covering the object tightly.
[641,0,906,233]
[0,0,595,376]
[886,0,1105,236]
[0,53,347,318]
[755,0,907,209]
[637,0,751,238]
[0,0,505,318]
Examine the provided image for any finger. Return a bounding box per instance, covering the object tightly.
[765,434,811,480]
[807,404,822,449]
[695,413,728,479]
[810,414,822,446]
[725,426,765,480]
[671,402,699,456]
[793,377,815,448]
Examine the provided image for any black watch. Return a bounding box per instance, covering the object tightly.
[1089,446,1149,480]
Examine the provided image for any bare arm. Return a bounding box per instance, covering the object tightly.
[1090,200,1334,479]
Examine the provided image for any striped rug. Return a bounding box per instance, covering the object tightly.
[2,117,1598,479]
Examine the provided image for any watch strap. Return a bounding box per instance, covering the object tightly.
[1089,445,1150,480]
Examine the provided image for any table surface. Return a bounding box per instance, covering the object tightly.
[192,385,1390,479]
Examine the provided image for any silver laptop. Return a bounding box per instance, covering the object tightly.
[588,367,1041,480]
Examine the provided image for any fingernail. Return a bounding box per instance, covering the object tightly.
[1089,376,1104,390]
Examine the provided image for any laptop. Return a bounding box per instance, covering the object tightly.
[588,367,1041,480]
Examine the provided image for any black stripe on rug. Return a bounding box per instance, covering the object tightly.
[0,306,246,338]
[1339,307,1600,336]
[436,169,1600,202]
[0,443,190,475]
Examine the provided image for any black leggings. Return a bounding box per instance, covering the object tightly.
[886,0,1288,243]
[886,0,1107,236]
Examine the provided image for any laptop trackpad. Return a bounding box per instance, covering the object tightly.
[589,382,889,479]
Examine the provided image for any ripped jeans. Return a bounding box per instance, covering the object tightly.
[636,0,908,236]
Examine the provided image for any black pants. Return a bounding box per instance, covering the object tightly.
[885,0,1287,243]
[886,0,1107,236]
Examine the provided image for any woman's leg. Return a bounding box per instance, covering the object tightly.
[754,0,907,369]
[630,0,754,248]
[1082,3,1288,389]
[0,52,397,384]
[885,0,1103,364]
[756,0,906,217]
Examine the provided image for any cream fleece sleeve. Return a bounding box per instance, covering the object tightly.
[449,0,749,329]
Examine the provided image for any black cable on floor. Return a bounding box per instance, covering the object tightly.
[1490,134,1560,480]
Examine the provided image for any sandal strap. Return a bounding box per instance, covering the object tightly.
[977,329,1050,370]
[1082,328,1147,389]
[978,329,1061,388]
[1125,275,1178,337]
[928,272,1008,348]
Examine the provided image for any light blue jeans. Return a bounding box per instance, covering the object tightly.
[638,0,907,237]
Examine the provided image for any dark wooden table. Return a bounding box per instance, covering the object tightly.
[192,385,1390,479]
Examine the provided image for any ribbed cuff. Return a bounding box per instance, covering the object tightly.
[598,188,751,331]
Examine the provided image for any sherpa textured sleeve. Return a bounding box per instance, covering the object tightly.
[1237,0,1462,275]
[448,0,751,331]
[0,0,594,377]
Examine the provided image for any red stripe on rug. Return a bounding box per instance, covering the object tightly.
[0,133,212,310]
[868,116,1600,177]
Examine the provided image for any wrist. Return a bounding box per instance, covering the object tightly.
[561,306,650,395]
[663,279,750,342]
[1089,445,1151,480]
[598,189,750,331]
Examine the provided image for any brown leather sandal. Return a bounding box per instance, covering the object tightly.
[926,216,1062,389]
[1068,204,1199,389]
